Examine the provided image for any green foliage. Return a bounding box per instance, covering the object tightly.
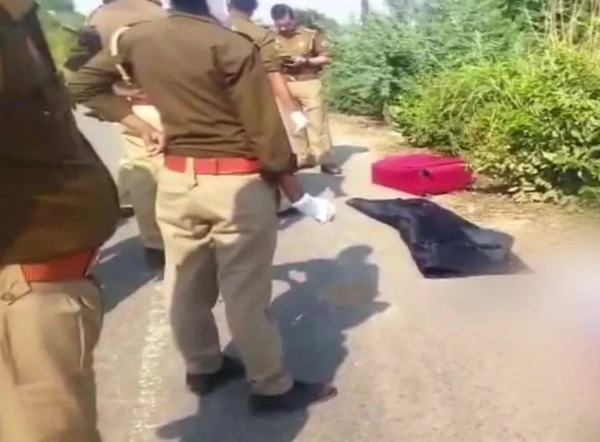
[326,0,600,203]
[418,0,528,68]
[394,47,600,201]
[293,8,339,32]
[39,12,75,65]
[38,0,82,66]
[41,0,77,12]
[393,46,600,203]
[326,16,427,117]
[326,0,525,119]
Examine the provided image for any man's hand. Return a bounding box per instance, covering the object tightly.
[112,83,146,99]
[120,113,165,155]
[140,128,165,155]
[285,56,308,68]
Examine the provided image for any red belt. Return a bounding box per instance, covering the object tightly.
[21,249,98,283]
[164,155,261,175]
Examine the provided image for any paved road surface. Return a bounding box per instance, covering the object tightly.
[76,111,600,442]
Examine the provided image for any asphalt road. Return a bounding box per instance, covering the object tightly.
[76,111,600,442]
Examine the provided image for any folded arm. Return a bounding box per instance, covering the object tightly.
[67,49,133,122]
[66,50,163,152]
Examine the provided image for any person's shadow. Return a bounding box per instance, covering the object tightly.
[92,236,160,312]
[302,144,368,199]
[155,245,388,442]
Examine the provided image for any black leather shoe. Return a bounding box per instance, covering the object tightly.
[144,248,165,269]
[120,205,135,219]
[277,207,299,218]
[186,356,246,397]
[320,164,342,175]
[298,157,317,170]
[249,381,337,414]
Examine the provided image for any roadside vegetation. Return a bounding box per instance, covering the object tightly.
[326,0,600,204]
[38,0,82,65]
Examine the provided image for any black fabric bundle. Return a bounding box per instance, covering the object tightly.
[347,197,526,279]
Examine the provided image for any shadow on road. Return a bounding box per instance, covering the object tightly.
[305,143,368,198]
[155,245,388,442]
[332,144,369,167]
[92,235,160,313]
[278,145,368,231]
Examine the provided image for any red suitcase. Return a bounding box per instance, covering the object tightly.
[372,153,474,196]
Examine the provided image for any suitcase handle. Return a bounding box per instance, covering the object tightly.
[420,169,432,179]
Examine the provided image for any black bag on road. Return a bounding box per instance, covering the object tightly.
[347,197,526,279]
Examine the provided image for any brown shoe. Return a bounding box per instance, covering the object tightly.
[249,381,337,415]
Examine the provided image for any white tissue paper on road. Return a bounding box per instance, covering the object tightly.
[291,194,336,223]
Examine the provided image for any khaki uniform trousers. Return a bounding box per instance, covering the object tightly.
[0,266,103,442]
[156,163,293,396]
[287,78,334,166]
[116,105,164,250]
[276,99,309,162]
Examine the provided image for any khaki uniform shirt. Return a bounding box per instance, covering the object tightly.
[86,0,165,48]
[230,10,280,73]
[67,13,294,175]
[0,0,119,265]
[274,26,330,80]
[64,0,166,90]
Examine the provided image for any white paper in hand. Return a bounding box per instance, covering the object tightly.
[290,111,309,133]
[292,194,336,223]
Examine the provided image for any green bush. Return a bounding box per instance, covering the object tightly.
[393,45,600,203]
[326,0,525,119]
[326,16,428,118]
[324,0,600,203]
[40,11,77,66]
[38,0,82,67]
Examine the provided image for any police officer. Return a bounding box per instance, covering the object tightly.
[227,0,308,140]
[226,0,309,213]
[67,0,337,413]
[271,3,341,175]
[65,0,167,268]
[0,0,120,440]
